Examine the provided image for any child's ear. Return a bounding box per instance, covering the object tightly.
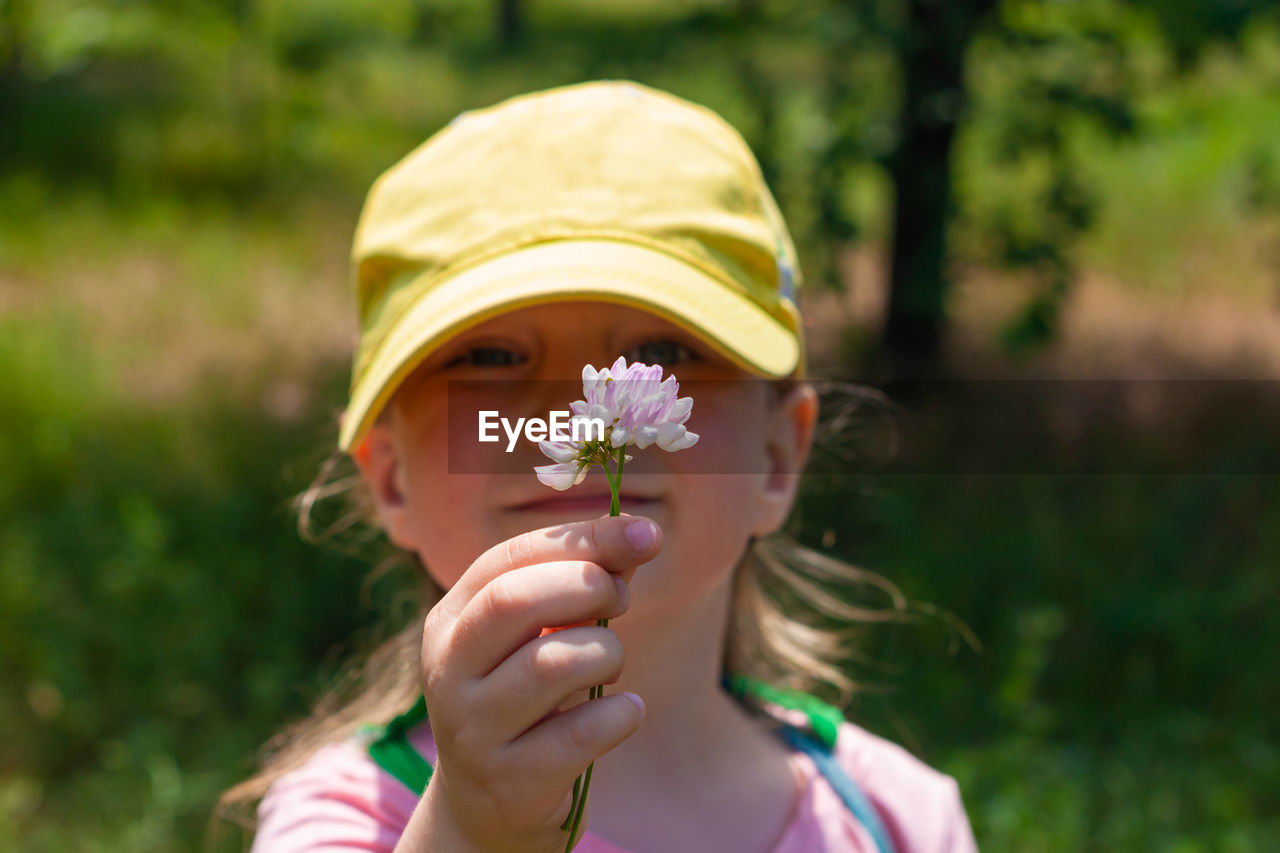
[751,383,819,538]
[352,422,415,549]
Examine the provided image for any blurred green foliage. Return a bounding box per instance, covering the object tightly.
[2,0,1280,850]
[0,310,417,850]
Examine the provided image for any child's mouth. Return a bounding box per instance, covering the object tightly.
[507,494,662,513]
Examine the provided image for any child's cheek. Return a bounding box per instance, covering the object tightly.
[671,405,769,478]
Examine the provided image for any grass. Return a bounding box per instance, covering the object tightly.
[4,11,1280,850]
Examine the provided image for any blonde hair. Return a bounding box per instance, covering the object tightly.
[208,376,964,849]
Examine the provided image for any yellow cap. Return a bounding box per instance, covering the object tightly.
[340,79,806,456]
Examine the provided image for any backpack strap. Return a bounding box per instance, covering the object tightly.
[364,680,895,853]
[777,725,897,853]
[722,674,897,853]
[721,673,845,750]
[360,693,433,796]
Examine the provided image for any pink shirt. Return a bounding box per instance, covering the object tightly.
[251,704,979,852]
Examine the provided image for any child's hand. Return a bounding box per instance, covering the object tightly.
[416,513,661,853]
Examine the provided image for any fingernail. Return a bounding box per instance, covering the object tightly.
[613,574,629,607]
[622,692,645,717]
[626,518,657,552]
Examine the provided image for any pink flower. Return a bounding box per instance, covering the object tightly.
[534,356,698,490]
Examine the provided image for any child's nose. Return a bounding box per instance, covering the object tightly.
[527,375,588,418]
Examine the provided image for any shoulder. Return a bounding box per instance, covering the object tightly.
[829,718,978,853]
[250,732,421,853]
[767,703,977,853]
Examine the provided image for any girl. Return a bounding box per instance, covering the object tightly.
[216,79,978,852]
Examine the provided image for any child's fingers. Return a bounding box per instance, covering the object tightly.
[475,625,627,744]
[501,689,645,790]
[434,514,661,624]
[448,560,629,681]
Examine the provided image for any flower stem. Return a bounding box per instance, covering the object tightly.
[561,446,628,850]
[614,447,626,494]
[606,448,622,514]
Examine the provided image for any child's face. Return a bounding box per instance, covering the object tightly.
[355,300,817,618]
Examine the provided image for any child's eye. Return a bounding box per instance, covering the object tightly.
[442,345,526,369]
[623,338,700,368]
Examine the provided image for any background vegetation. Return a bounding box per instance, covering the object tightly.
[1,0,1278,849]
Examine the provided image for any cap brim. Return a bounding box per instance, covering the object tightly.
[339,238,803,453]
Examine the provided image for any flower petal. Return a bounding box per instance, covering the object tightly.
[534,462,585,490]
[633,424,659,449]
[660,430,699,451]
[669,396,693,424]
[653,422,685,448]
[538,439,581,463]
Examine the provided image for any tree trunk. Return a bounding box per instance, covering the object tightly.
[880,0,995,380]
[497,0,523,50]
[0,0,29,165]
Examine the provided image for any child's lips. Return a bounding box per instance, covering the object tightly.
[507,494,662,513]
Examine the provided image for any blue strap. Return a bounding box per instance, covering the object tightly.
[778,724,897,853]
[721,674,896,853]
